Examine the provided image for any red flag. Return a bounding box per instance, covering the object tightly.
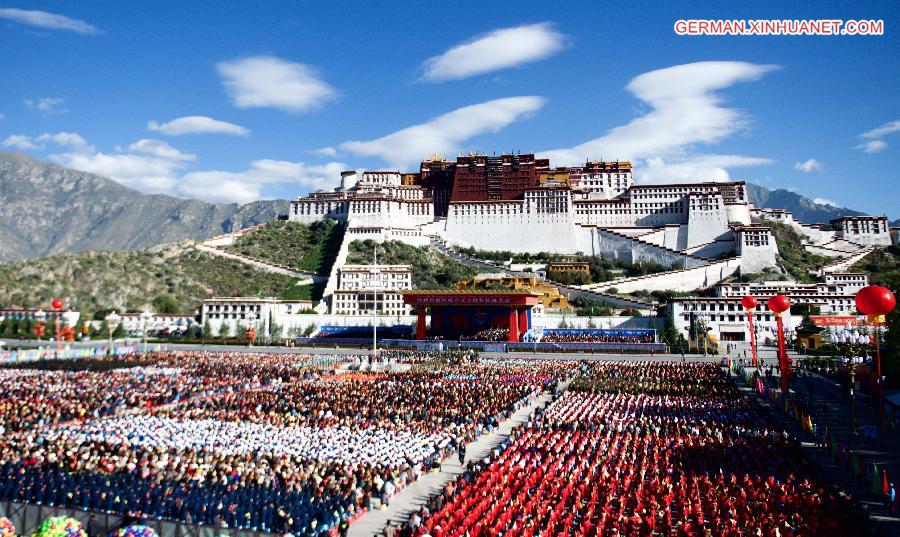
[884,470,890,496]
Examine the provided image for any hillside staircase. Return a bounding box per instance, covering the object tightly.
[196,225,324,281]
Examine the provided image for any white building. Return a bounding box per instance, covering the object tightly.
[201,297,314,338]
[0,307,80,327]
[289,170,434,230]
[331,264,412,317]
[713,272,868,315]
[119,313,197,335]
[669,296,803,344]
[831,216,892,246]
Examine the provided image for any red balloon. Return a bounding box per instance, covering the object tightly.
[51,298,64,310]
[856,285,896,316]
[741,296,759,310]
[767,294,791,313]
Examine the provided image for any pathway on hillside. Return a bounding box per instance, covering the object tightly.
[194,243,321,281]
[347,383,567,536]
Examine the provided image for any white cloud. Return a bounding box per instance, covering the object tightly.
[126,139,196,161]
[860,119,900,140]
[793,158,823,173]
[148,116,249,136]
[216,56,336,113]
[0,8,99,34]
[2,134,38,150]
[422,23,566,82]
[36,131,89,148]
[47,138,193,194]
[856,140,888,153]
[638,155,773,183]
[855,119,899,154]
[542,61,777,181]
[10,130,340,202]
[24,97,67,116]
[312,146,337,157]
[52,150,186,193]
[180,160,346,203]
[339,96,545,168]
[813,197,842,207]
[0,112,5,120]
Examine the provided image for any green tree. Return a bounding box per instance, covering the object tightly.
[202,320,213,339]
[112,322,126,339]
[235,323,248,341]
[269,322,283,341]
[152,293,181,314]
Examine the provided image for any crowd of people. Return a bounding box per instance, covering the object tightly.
[0,351,569,535]
[460,328,509,341]
[402,361,868,536]
[539,331,656,344]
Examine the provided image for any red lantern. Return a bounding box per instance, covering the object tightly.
[34,323,46,337]
[51,298,64,310]
[741,296,759,310]
[767,295,791,314]
[855,285,896,316]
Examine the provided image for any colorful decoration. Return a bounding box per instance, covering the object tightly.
[246,327,257,342]
[51,298,64,310]
[34,322,46,338]
[31,516,87,537]
[855,285,896,427]
[766,294,791,314]
[110,525,159,537]
[742,296,759,367]
[855,285,896,319]
[0,517,15,536]
[767,294,791,393]
[60,326,76,342]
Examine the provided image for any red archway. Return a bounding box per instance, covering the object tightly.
[402,291,540,342]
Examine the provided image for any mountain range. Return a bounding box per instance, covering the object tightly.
[0,151,892,262]
[0,152,287,261]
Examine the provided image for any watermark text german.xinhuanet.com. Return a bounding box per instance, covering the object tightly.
[675,19,884,36]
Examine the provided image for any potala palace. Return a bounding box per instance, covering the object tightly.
[289,153,891,279]
[186,152,896,344]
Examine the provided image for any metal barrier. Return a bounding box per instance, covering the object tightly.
[0,500,273,537]
[0,344,167,364]
[293,338,667,353]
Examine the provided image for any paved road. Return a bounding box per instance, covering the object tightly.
[348,383,566,537]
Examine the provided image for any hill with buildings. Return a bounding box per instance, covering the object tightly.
[0,241,307,317]
[0,152,287,261]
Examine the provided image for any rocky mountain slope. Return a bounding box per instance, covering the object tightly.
[745,183,865,224]
[0,152,288,261]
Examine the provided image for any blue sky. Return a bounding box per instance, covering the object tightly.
[0,0,897,217]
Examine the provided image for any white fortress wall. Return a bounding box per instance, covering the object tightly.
[687,239,738,259]
[592,257,742,293]
[443,203,582,254]
[685,194,732,247]
[725,202,752,225]
[588,227,704,268]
